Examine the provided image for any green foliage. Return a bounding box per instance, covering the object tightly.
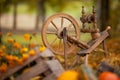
[109,0,120,31]
[0,0,11,14]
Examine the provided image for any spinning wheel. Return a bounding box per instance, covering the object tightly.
[41,13,80,55]
[41,7,111,69]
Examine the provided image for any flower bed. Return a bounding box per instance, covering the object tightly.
[0,32,46,73]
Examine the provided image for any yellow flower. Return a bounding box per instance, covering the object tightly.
[1,45,6,50]
[13,56,19,61]
[7,38,15,43]
[17,58,23,65]
[20,47,28,53]
[57,70,79,80]
[22,54,29,61]
[24,34,31,41]
[0,50,5,57]
[7,32,12,36]
[29,50,35,56]
[39,45,46,52]
[13,42,21,49]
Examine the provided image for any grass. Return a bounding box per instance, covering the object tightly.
[2,34,43,45]
[2,33,91,45]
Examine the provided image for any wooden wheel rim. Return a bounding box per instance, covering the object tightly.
[41,13,80,55]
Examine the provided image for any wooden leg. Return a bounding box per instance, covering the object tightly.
[84,54,89,66]
[102,40,108,57]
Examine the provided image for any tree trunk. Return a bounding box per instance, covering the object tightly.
[13,2,18,30]
[35,0,46,30]
[97,0,110,31]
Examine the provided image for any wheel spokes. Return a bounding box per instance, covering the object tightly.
[66,23,73,31]
[51,21,59,31]
[50,36,58,45]
[46,31,56,34]
[61,17,64,28]
[67,41,72,47]
[59,39,62,49]
[42,13,80,55]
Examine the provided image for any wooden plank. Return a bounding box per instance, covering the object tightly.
[1,52,42,80]
[43,69,52,76]
[43,73,56,80]
[39,48,55,57]
[78,31,109,54]
[15,60,49,80]
[46,60,64,77]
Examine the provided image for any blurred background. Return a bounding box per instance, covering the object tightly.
[0,0,120,47]
[0,0,120,34]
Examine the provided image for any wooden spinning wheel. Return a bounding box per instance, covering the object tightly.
[41,6,111,69]
[41,13,80,55]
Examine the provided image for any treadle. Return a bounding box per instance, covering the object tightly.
[77,31,109,55]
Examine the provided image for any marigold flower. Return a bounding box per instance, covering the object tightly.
[22,54,29,61]
[20,47,28,53]
[39,45,46,52]
[12,56,19,61]
[57,70,79,80]
[29,43,35,48]
[1,45,6,50]
[24,34,31,41]
[13,42,21,49]
[7,32,12,36]
[0,49,3,53]
[17,58,23,65]
[7,38,15,43]
[6,55,13,61]
[29,50,35,56]
[8,60,16,68]
[0,50,5,57]
[0,63,8,72]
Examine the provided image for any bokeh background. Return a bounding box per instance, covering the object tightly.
[0,0,120,34]
[0,0,120,79]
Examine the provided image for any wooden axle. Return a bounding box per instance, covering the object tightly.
[67,35,90,49]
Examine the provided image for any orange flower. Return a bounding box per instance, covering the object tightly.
[7,32,12,36]
[29,50,35,56]
[17,58,23,65]
[7,38,15,43]
[13,42,20,49]
[99,71,119,80]
[13,56,19,61]
[0,51,5,57]
[22,54,29,61]
[0,49,3,53]
[1,45,6,51]
[24,34,31,41]
[29,43,35,48]
[0,63,8,73]
[57,70,79,80]
[8,60,16,68]
[20,47,28,53]
[6,55,13,61]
